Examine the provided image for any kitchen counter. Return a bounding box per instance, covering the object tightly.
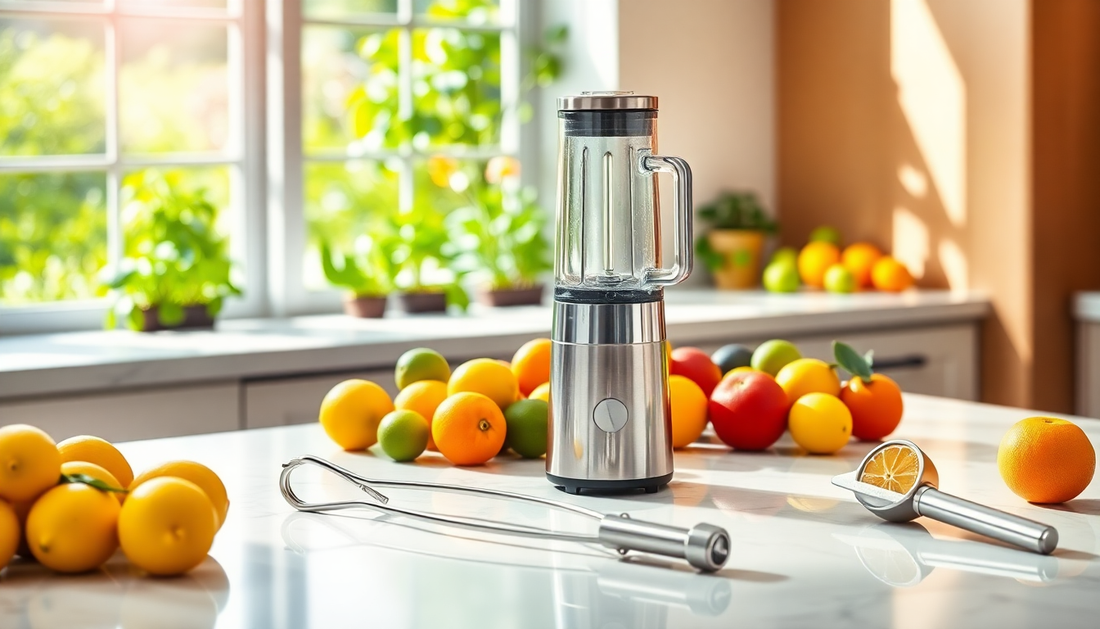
[0,290,988,400]
[2,393,1096,629]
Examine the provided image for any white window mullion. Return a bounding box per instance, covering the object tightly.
[499,0,519,156]
[397,0,415,214]
[105,7,122,272]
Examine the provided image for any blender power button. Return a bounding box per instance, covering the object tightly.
[593,398,629,433]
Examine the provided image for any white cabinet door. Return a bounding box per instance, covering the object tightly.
[692,323,979,400]
[0,383,240,442]
[243,369,399,429]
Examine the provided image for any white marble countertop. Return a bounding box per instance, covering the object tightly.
[1075,292,1100,323]
[0,290,988,400]
[3,394,1098,628]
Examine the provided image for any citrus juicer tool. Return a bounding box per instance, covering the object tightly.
[831,440,1059,554]
[279,455,730,572]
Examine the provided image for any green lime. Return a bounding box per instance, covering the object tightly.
[377,410,430,462]
[763,260,800,293]
[770,246,798,266]
[824,263,856,293]
[395,348,451,390]
[751,340,802,376]
[503,399,549,459]
[809,226,842,247]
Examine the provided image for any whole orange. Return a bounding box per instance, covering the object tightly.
[797,241,841,289]
[432,392,507,466]
[394,379,448,451]
[668,375,708,449]
[511,338,552,397]
[840,374,904,441]
[871,256,914,292]
[997,417,1096,504]
[448,358,519,410]
[528,382,550,403]
[841,243,883,288]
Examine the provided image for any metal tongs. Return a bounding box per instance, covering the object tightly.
[279,455,730,572]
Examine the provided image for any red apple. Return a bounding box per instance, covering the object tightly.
[670,347,722,397]
[709,371,790,451]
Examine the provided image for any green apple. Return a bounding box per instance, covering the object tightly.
[763,260,800,293]
[824,263,856,293]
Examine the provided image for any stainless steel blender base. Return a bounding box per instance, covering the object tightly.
[547,300,674,493]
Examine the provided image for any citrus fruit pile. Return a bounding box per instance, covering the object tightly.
[319,340,551,466]
[0,425,228,576]
[763,226,914,294]
[671,339,905,455]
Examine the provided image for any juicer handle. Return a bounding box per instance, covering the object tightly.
[642,155,693,286]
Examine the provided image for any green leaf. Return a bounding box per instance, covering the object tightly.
[695,237,725,272]
[444,283,470,312]
[731,248,753,269]
[61,473,129,494]
[863,349,875,368]
[158,302,184,326]
[834,341,873,383]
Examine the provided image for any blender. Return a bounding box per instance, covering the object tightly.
[547,91,693,494]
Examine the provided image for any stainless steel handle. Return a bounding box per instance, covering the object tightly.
[641,154,693,286]
[914,487,1058,554]
[598,514,729,572]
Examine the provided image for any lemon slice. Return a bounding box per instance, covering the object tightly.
[860,444,920,494]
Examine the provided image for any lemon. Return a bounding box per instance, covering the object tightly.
[26,483,120,573]
[57,435,134,488]
[319,379,395,450]
[60,461,125,503]
[130,461,230,531]
[775,358,841,406]
[119,477,217,576]
[788,393,853,454]
[448,358,520,409]
[377,410,430,462]
[0,424,62,504]
[528,382,551,403]
[395,348,451,390]
[0,499,18,570]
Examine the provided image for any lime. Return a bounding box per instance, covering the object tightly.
[824,263,856,293]
[395,348,451,390]
[763,260,800,293]
[770,246,798,266]
[809,225,842,246]
[751,340,802,376]
[377,410,430,462]
[502,399,548,459]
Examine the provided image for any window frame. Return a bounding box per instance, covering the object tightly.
[0,0,267,334]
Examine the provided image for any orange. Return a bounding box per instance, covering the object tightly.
[997,417,1096,504]
[669,375,708,448]
[432,392,507,466]
[788,393,852,454]
[0,424,62,503]
[58,435,134,488]
[797,241,841,289]
[26,483,120,573]
[871,256,914,292]
[841,374,904,441]
[319,379,395,450]
[528,382,550,403]
[841,243,883,288]
[0,499,17,570]
[129,460,230,531]
[119,477,217,576]
[60,461,125,503]
[395,379,448,451]
[448,358,519,410]
[775,358,840,406]
[511,338,552,397]
[860,443,921,493]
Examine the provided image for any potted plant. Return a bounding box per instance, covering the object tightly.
[384,200,469,314]
[321,235,393,317]
[448,157,552,307]
[694,191,777,290]
[102,179,241,331]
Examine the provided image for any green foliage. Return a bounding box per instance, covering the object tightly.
[833,341,875,383]
[102,171,241,330]
[383,196,469,309]
[697,191,776,232]
[321,238,392,297]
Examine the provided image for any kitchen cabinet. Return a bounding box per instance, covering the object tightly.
[243,369,399,429]
[1075,293,1100,418]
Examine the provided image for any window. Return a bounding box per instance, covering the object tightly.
[0,0,262,332]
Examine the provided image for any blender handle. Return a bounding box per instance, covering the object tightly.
[641,155,693,286]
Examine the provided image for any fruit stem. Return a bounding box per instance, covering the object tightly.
[478,419,491,432]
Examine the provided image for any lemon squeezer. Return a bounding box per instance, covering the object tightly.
[279,455,731,572]
[831,440,1058,554]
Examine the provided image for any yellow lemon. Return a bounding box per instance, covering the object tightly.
[130,461,230,531]
[775,358,841,406]
[0,424,62,503]
[788,393,853,455]
[1,499,18,570]
[26,483,120,573]
[528,382,551,403]
[60,461,125,503]
[119,477,217,576]
[57,435,134,488]
[448,358,519,410]
[318,379,395,450]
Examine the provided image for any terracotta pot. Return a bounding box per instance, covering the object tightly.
[395,291,447,313]
[342,295,387,318]
[707,229,767,290]
[476,284,544,307]
[140,305,215,332]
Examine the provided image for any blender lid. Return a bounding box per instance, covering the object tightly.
[558,91,656,111]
